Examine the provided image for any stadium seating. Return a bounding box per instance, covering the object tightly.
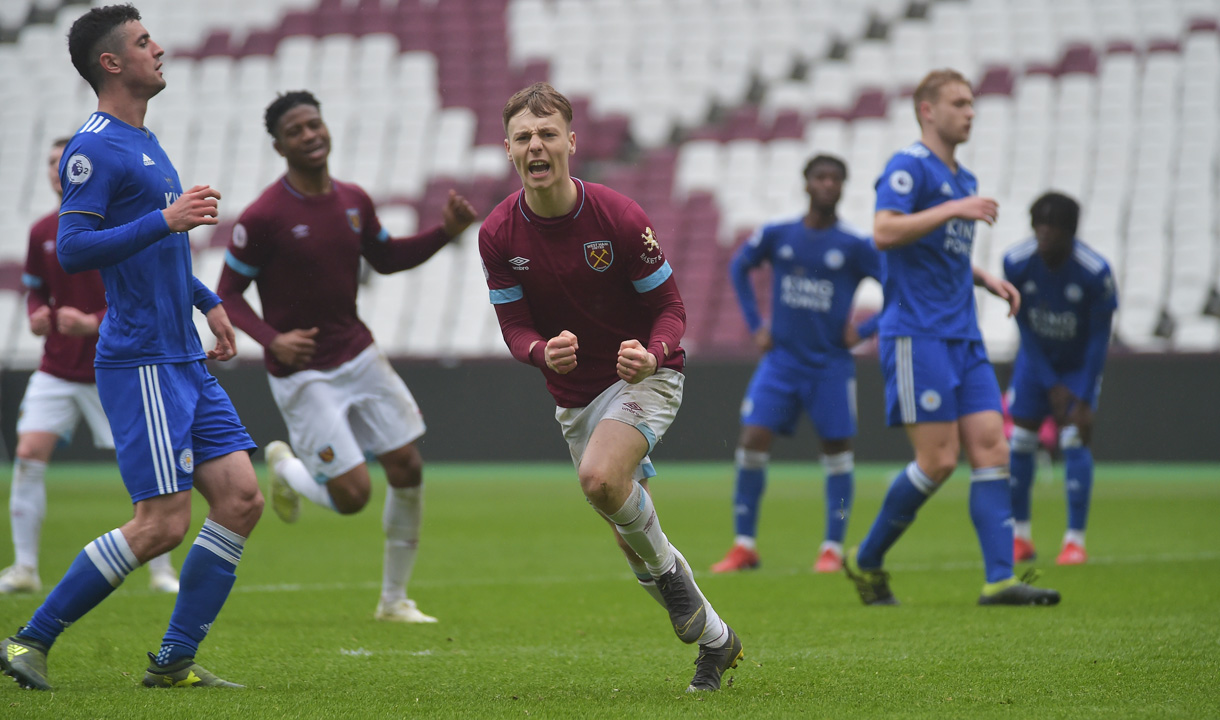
[0,0,1217,367]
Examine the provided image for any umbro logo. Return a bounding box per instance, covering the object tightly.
[622,402,643,416]
[292,224,310,239]
[940,182,953,196]
[143,153,156,166]
[509,256,530,271]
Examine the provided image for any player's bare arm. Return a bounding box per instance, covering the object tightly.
[204,303,237,361]
[441,189,478,238]
[270,327,319,370]
[28,305,52,336]
[542,330,579,374]
[842,322,861,349]
[753,327,773,353]
[616,338,658,384]
[163,184,221,233]
[973,265,1020,316]
[873,196,998,250]
[55,306,101,336]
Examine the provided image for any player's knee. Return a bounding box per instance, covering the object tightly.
[578,466,620,508]
[737,426,772,453]
[1010,426,1040,454]
[218,480,264,535]
[1060,425,1088,449]
[329,481,371,514]
[14,435,55,463]
[384,446,423,488]
[141,513,192,556]
[923,455,958,484]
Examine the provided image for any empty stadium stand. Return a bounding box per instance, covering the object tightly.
[1,0,1217,367]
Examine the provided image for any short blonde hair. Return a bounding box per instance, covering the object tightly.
[502,82,573,133]
[913,69,971,125]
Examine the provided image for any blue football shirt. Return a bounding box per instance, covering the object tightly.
[731,217,883,370]
[1003,238,1118,399]
[874,141,981,340]
[57,112,219,368]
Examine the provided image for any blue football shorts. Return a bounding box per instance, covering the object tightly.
[880,336,1002,427]
[96,361,256,502]
[1007,351,1101,422]
[740,354,857,440]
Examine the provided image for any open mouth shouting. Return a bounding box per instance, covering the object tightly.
[528,159,550,179]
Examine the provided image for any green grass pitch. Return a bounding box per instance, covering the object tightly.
[0,461,1216,718]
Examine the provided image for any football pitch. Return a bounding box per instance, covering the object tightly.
[0,461,1216,718]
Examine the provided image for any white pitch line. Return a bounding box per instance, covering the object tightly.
[220,550,1220,596]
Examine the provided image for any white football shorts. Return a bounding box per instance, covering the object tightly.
[16,370,114,448]
[554,368,684,482]
[268,344,426,481]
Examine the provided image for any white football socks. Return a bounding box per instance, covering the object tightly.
[276,455,336,511]
[625,555,667,609]
[1064,529,1086,548]
[10,459,47,570]
[607,483,673,576]
[381,485,422,603]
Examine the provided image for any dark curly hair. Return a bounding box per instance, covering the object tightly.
[68,3,142,93]
[264,90,321,138]
[1030,191,1080,237]
[804,154,848,181]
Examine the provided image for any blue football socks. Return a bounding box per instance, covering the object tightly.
[1008,426,1039,524]
[857,462,936,569]
[1062,428,1094,532]
[155,519,246,666]
[970,466,1015,584]
[822,451,854,544]
[21,529,137,647]
[732,449,768,540]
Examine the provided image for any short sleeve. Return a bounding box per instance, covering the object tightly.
[58,135,122,218]
[874,152,925,216]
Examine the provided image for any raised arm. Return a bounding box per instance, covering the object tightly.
[362,190,477,274]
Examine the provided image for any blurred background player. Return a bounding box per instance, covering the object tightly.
[479,82,742,692]
[216,90,476,624]
[2,137,178,596]
[2,4,263,691]
[1003,191,1117,566]
[712,154,882,575]
[843,69,1060,607]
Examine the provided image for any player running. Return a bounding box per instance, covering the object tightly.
[216,90,476,624]
[479,82,743,691]
[1004,192,1117,566]
[843,69,1060,607]
[2,137,179,597]
[711,154,883,575]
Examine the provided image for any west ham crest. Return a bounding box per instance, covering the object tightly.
[346,208,361,234]
[584,240,613,272]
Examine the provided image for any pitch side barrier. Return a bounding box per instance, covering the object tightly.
[2,354,1218,462]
